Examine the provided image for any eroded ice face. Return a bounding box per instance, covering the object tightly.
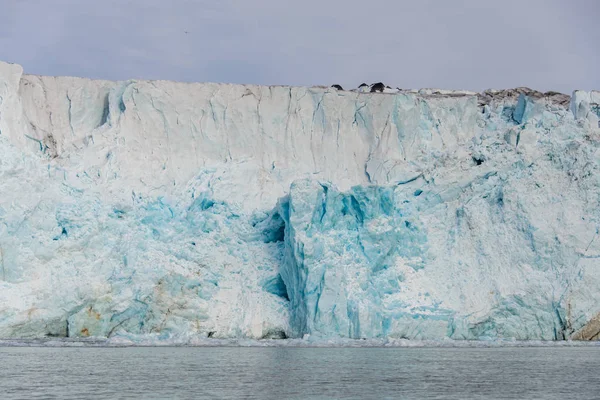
[1,60,599,341]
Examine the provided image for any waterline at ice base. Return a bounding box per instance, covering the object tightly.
[1,60,600,343]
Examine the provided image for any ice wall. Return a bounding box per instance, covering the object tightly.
[1,60,599,340]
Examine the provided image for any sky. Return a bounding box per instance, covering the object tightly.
[1,0,598,93]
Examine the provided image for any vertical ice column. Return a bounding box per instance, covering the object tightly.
[0,61,27,148]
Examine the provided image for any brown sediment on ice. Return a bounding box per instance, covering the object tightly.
[571,313,600,341]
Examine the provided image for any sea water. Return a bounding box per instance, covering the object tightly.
[1,346,599,399]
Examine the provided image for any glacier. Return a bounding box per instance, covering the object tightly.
[1,60,599,341]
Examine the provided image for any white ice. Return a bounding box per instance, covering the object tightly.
[0,61,599,341]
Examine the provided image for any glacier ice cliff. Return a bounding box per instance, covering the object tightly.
[1,60,599,341]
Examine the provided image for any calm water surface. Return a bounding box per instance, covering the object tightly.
[0,347,598,399]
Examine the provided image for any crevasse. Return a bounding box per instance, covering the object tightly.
[0,61,599,340]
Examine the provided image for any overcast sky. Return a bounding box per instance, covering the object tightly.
[1,0,598,93]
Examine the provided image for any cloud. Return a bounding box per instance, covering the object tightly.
[0,0,598,92]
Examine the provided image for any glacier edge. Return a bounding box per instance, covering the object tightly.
[1,60,600,341]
